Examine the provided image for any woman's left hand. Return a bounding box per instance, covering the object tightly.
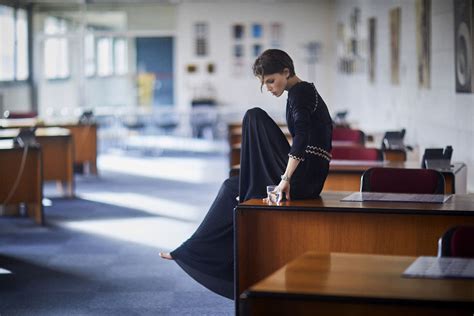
[276,179,291,202]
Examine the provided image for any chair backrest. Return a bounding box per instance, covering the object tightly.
[3,111,38,119]
[438,226,474,258]
[331,147,383,161]
[332,128,365,145]
[361,167,445,194]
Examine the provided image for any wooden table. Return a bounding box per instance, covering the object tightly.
[324,160,467,194]
[235,192,474,301]
[0,119,98,175]
[62,123,97,174]
[0,128,74,197]
[0,141,43,224]
[240,252,474,315]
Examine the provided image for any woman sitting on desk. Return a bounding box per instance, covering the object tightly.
[159,49,333,299]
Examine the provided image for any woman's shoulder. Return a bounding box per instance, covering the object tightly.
[289,81,315,96]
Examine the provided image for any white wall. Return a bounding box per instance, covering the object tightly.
[176,0,335,121]
[331,0,474,192]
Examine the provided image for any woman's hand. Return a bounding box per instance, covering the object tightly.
[276,179,290,202]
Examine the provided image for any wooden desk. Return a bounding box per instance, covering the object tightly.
[62,124,97,175]
[324,161,467,194]
[235,192,474,300]
[240,252,474,315]
[0,119,98,175]
[0,141,43,224]
[0,128,75,197]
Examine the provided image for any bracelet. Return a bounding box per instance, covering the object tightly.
[281,174,290,181]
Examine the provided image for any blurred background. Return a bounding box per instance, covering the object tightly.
[0,0,473,314]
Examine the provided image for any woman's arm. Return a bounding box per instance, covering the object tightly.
[276,156,300,201]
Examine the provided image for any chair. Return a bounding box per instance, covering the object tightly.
[332,127,365,145]
[438,226,474,258]
[360,167,445,194]
[331,147,383,161]
[3,111,38,119]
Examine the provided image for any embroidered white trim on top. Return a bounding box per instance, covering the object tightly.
[311,83,319,113]
[305,149,331,161]
[306,145,332,158]
[288,153,305,161]
[305,145,331,161]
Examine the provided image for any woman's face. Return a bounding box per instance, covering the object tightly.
[259,70,289,97]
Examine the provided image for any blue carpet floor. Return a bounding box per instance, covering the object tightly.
[0,153,234,315]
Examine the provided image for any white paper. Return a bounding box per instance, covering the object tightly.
[403,256,474,279]
[341,192,452,203]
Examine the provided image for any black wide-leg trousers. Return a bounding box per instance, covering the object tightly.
[171,108,308,299]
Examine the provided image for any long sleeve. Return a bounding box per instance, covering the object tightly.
[288,88,314,161]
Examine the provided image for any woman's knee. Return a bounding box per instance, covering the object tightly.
[243,107,268,124]
[222,176,239,192]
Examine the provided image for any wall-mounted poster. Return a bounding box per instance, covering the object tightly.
[454,0,473,93]
[234,44,243,58]
[368,17,376,83]
[233,24,244,39]
[416,0,431,89]
[270,22,282,48]
[207,63,215,74]
[350,7,361,56]
[252,23,263,38]
[186,64,197,73]
[195,22,208,57]
[253,44,262,57]
[337,8,367,75]
[390,7,401,85]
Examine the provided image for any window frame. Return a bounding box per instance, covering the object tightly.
[43,16,71,81]
[0,2,31,86]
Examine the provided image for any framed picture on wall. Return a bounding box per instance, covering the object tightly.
[270,22,282,48]
[454,0,473,93]
[253,44,262,57]
[233,24,245,40]
[416,0,431,89]
[195,22,208,57]
[390,7,401,85]
[234,44,243,58]
[368,17,376,83]
[252,23,263,38]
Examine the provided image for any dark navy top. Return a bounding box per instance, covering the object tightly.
[286,81,333,162]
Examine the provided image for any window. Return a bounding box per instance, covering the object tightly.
[16,9,29,80]
[0,5,28,82]
[114,38,128,75]
[84,31,95,77]
[85,34,128,78]
[97,37,113,77]
[44,16,69,79]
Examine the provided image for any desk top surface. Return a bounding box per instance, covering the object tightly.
[238,192,474,215]
[0,139,41,150]
[244,252,474,304]
[0,127,70,139]
[0,118,96,129]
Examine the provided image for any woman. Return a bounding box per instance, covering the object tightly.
[160,49,332,300]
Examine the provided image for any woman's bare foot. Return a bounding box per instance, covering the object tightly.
[159,252,173,260]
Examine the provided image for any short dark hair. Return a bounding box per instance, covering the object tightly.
[252,49,296,80]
